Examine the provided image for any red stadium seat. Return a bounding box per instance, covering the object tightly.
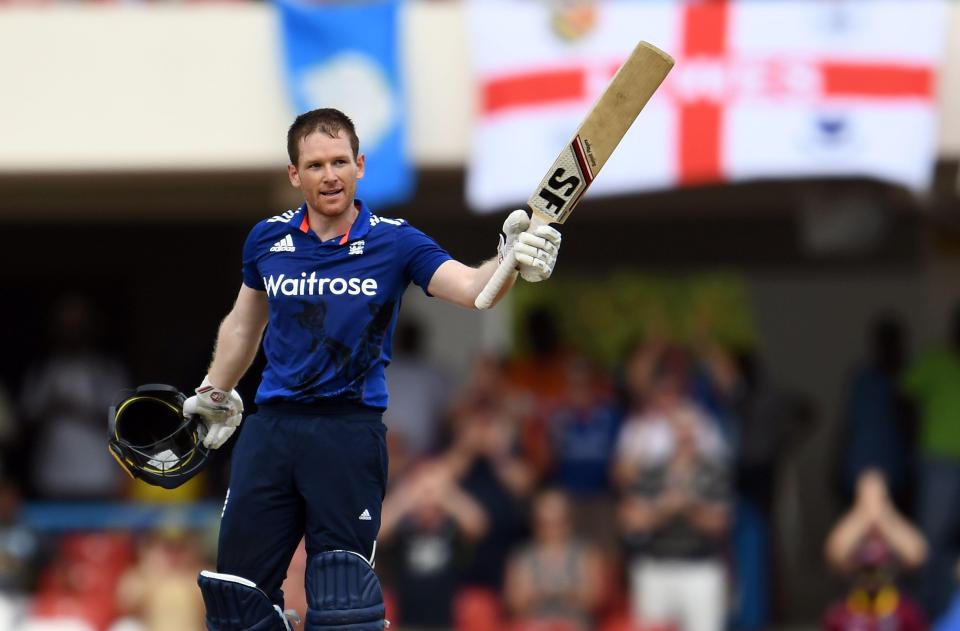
[31,533,136,631]
[510,619,582,631]
[59,532,134,571]
[381,585,399,626]
[30,590,114,631]
[454,588,503,631]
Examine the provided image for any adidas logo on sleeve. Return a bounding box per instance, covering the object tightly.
[270,235,296,253]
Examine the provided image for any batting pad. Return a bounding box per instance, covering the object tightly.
[305,550,385,630]
[198,571,292,631]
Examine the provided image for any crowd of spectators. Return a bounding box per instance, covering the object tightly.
[5,295,960,631]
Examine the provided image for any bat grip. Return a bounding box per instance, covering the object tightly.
[474,250,517,310]
[475,213,547,310]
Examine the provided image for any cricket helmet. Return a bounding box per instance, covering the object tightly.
[108,384,209,489]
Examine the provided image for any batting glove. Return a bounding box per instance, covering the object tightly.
[514,224,562,282]
[183,376,243,449]
[497,209,531,264]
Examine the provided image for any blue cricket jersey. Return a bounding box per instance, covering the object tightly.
[241,200,452,409]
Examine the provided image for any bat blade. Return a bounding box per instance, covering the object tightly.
[529,41,674,226]
[475,41,674,310]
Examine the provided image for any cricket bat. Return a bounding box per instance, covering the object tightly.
[474,41,675,309]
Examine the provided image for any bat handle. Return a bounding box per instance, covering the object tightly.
[475,212,547,310]
[474,249,517,310]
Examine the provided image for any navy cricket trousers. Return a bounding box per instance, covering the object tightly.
[216,402,388,605]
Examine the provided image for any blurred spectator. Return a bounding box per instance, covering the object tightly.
[446,392,534,594]
[114,527,206,631]
[728,351,815,631]
[20,294,129,499]
[380,460,488,629]
[839,314,915,513]
[822,469,927,631]
[504,306,576,407]
[383,319,452,478]
[824,470,926,576]
[504,489,604,631]
[614,348,727,481]
[0,384,20,481]
[0,482,42,591]
[0,481,42,628]
[617,338,667,415]
[902,304,960,617]
[543,356,621,549]
[502,307,580,480]
[933,559,960,631]
[450,355,522,424]
[690,336,743,446]
[614,356,731,631]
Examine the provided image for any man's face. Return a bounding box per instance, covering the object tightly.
[288,130,365,218]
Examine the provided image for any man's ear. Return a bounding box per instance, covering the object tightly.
[287,163,301,188]
[356,154,365,179]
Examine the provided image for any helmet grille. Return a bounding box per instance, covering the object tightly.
[108,385,210,488]
[116,396,193,456]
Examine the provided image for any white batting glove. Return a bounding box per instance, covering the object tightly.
[182,376,243,449]
[497,209,531,264]
[514,224,562,282]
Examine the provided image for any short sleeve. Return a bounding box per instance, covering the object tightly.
[241,224,265,291]
[397,224,453,294]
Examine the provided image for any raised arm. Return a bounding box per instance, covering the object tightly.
[428,258,514,309]
[183,285,268,449]
[825,469,927,573]
[208,285,269,390]
[427,209,561,309]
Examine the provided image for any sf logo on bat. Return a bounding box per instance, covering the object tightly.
[537,167,581,215]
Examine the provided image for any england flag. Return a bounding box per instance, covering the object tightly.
[466,0,948,212]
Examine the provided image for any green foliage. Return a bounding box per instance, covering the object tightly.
[511,271,756,365]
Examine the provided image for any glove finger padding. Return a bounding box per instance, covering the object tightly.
[514,223,561,282]
[515,252,556,282]
[530,224,562,245]
[516,256,554,281]
[224,411,242,428]
[502,209,531,237]
[184,395,228,423]
[202,423,237,449]
[498,209,531,264]
[183,395,209,419]
[516,232,559,257]
[513,242,556,263]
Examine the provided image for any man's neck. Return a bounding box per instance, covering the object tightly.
[306,202,358,241]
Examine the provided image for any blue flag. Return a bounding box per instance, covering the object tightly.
[275,0,413,208]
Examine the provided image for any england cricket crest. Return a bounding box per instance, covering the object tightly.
[549,0,598,42]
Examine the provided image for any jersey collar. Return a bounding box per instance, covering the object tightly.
[295,199,373,245]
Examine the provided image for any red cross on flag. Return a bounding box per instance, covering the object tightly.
[466,0,948,212]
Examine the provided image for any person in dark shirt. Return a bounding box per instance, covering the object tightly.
[380,460,487,629]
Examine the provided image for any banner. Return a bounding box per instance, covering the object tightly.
[275,0,413,208]
[466,0,947,212]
